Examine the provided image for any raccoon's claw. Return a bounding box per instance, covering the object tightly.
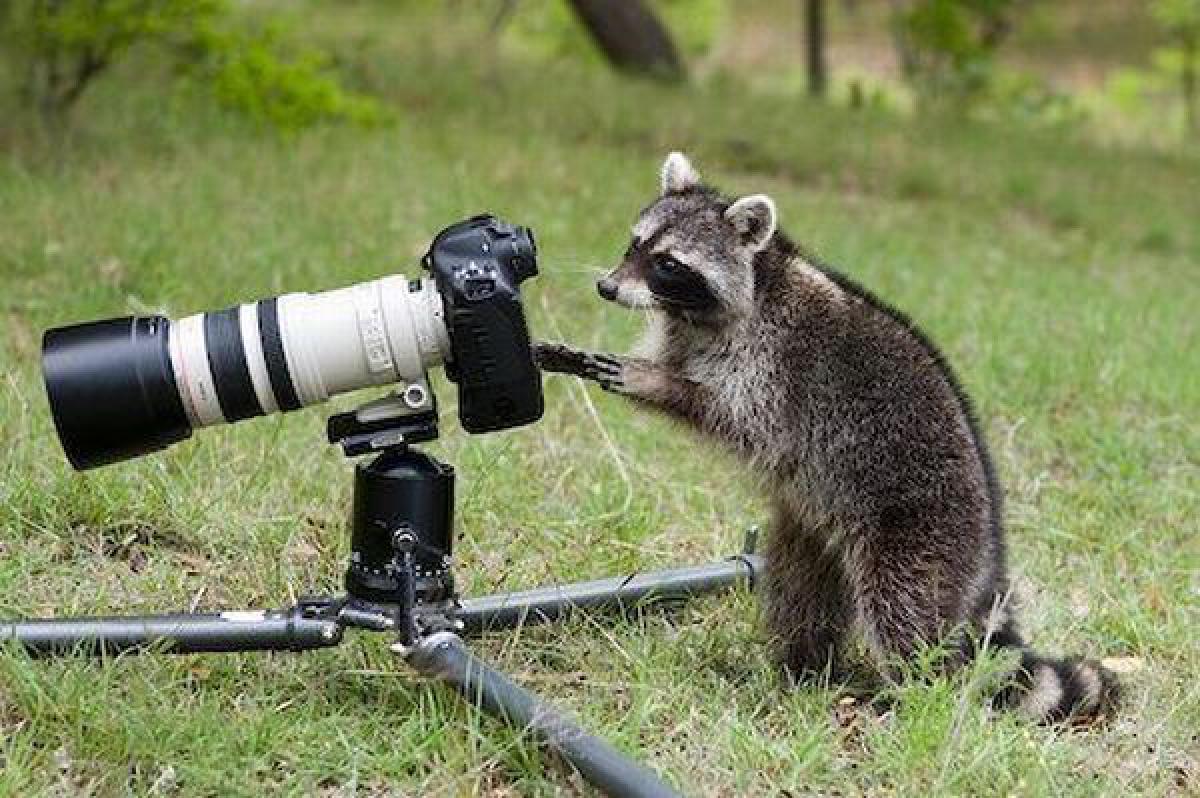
[588,354,625,392]
[574,352,624,389]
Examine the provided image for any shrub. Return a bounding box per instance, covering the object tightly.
[182,18,386,129]
[1151,0,1200,133]
[0,0,385,130]
[891,0,1020,111]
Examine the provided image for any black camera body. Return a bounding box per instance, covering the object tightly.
[424,215,543,434]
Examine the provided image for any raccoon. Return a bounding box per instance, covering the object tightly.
[535,152,1118,723]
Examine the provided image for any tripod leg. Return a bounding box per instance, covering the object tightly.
[405,632,680,798]
[0,608,343,657]
[456,554,763,636]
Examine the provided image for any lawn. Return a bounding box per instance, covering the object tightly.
[0,5,1197,796]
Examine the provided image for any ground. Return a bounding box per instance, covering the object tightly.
[0,4,1197,796]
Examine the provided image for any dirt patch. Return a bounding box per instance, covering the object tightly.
[60,520,205,574]
[3,314,37,361]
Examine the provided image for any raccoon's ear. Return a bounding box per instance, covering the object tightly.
[661,151,701,195]
[724,194,777,251]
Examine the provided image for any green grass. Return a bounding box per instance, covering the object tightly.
[1,6,1198,796]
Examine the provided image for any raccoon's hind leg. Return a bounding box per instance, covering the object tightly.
[842,514,980,681]
[763,509,851,684]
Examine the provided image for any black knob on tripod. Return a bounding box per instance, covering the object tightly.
[346,447,455,604]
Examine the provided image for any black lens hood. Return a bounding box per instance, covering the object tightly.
[43,316,192,470]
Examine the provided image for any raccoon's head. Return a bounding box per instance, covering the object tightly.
[597,152,777,322]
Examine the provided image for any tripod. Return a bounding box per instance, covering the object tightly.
[1,396,762,798]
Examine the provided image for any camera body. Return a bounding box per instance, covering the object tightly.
[425,215,542,433]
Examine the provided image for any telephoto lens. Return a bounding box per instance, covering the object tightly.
[43,277,450,470]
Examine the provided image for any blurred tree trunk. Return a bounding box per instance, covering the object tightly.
[566,0,685,82]
[1183,36,1198,133]
[489,0,519,33]
[886,0,918,81]
[804,0,828,97]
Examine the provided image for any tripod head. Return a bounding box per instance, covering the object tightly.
[325,382,458,644]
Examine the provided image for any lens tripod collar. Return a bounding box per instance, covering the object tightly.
[327,379,439,457]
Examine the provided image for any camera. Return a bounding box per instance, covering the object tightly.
[42,215,543,470]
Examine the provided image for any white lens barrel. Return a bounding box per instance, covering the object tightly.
[275,276,449,405]
[168,275,450,428]
[169,313,226,427]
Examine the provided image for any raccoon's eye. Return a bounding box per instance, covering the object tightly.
[652,254,684,276]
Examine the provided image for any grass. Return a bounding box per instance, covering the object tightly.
[1,4,1198,796]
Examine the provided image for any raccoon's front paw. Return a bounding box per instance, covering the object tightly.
[571,352,625,390]
[533,342,624,386]
[533,342,588,375]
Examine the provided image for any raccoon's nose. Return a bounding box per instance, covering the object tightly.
[597,278,618,301]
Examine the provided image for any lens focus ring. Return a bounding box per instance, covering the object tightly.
[204,307,265,422]
[257,298,302,412]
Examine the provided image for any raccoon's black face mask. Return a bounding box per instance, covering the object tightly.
[600,233,720,314]
[643,251,720,312]
[596,152,778,323]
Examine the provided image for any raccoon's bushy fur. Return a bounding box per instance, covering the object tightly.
[536,152,1118,723]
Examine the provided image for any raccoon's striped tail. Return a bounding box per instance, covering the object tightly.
[989,625,1120,724]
